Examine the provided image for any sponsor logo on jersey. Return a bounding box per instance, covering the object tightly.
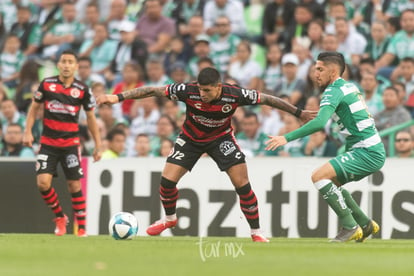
[176,138,186,147]
[66,154,79,168]
[192,115,228,127]
[47,100,77,116]
[221,97,236,103]
[70,88,80,98]
[219,141,236,156]
[222,104,232,113]
[241,89,258,104]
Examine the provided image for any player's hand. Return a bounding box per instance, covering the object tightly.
[265,135,287,151]
[96,94,119,105]
[23,132,34,148]
[92,148,102,162]
[300,110,318,123]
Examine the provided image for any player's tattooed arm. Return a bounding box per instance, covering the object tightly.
[123,86,166,100]
[260,93,300,116]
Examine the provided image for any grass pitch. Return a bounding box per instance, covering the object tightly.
[0,235,414,276]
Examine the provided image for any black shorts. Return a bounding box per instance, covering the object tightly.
[36,144,83,180]
[166,133,246,172]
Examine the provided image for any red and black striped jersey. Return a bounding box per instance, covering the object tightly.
[33,76,95,147]
[166,83,262,143]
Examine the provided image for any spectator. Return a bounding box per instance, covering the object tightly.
[9,5,42,58]
[363,20,391,61]
[14,59,40,114]
[127,96,161,156]
[1,123,35,157]
[79,23,118,75]
[169,62,189,83]
[41,1,84,61]
[83,3,102,41]
[126,0,145,22]
[0,34,24,90]
[374,86,412,152]
[385,0,414,18]
[236,111,268,157]
[106,0,132,41]
[76,56,106,88]
[358,57,391,93]
[0,99,26,134]
[376,9,414,75]
[262,0,297,47]
[101,128,126,159]
[36,1,61,35]
[304,95,320,112]
[145,57,172,86]
[360,72,385,117]
[112,61,145,120]
[307,19,325,59]
[161,99,181,122]
[150,114,178,156]
[304,130,338,157]
[283,2,314,52]
[136,0,176,55]
[171,0,205,36]
[228,40,263,90]
[334,17,367,66]
[301,0,325,21]
[107,20,148,85]
[134,133,152,157]
[303,64,320,98]
[159,138,174,157]
[273,53,306,107]
[394,130,414,157]
[353,0,391,36]
[391,57,414,98]
[0,13,6,50]
[291,42,313,81]
[163,36,189,76]
[203,0,246,37]
[320,33,352,65]
[263,43,282,91]
[274,113,307,157]
[209,15,241,75]
[257,103,285,137]
[393,81,409,106]
[187,34,211,79]
[181,15,205,60]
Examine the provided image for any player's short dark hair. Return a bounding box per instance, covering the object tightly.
[317,51,346,76]
[197,67,221,86]
[59,49,79,62]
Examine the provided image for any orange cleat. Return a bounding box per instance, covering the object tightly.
[251,233,270,243]
[77,228,88,237]
[53,215,68,236]
[146,219,177,236]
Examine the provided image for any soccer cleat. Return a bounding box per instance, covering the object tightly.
[251,233,270,243]
[53,214,68,236]
[77,228,88,237]
[330,226,363,243]
[356,220,380,243]
[146,218,178,236]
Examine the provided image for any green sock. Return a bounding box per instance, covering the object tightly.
[340,187,370,227]
[318,181,358,229]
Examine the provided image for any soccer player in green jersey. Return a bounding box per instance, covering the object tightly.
[266,51,386,242]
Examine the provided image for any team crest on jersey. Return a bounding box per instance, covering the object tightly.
[70,88,80,98]
[219,141,236,156]
[222,104,232,113]
[34,91,43,100]
[66,154,79,168]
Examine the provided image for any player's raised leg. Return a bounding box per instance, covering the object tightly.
[37,173,68,236]
[146,163,187,236]
[228,163,269,243]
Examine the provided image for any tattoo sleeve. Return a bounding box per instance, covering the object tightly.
[260,93,300,115]
[122,86,166,100]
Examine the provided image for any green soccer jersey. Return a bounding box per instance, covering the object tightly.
[386,30,414,61]
[285,78,382,151]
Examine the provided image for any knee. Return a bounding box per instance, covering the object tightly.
[311,170,320,183]
[37,179,51,192]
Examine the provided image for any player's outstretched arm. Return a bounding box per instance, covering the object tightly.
[96,86,167,105]
[260,93,317,122]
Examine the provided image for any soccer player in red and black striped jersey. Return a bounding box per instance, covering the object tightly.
[97,67,316,242]
[23,50,102,237]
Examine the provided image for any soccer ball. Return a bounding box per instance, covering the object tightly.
[108,212,138,240]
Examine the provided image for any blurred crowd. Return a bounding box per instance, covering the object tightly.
[0,0,414,159]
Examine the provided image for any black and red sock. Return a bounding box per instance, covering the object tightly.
[236,183,260,229]
[41,187,64,218]
[71,190,86,230]
[159,177,178,216]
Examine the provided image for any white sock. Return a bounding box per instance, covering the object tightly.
[166,214,177,221]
